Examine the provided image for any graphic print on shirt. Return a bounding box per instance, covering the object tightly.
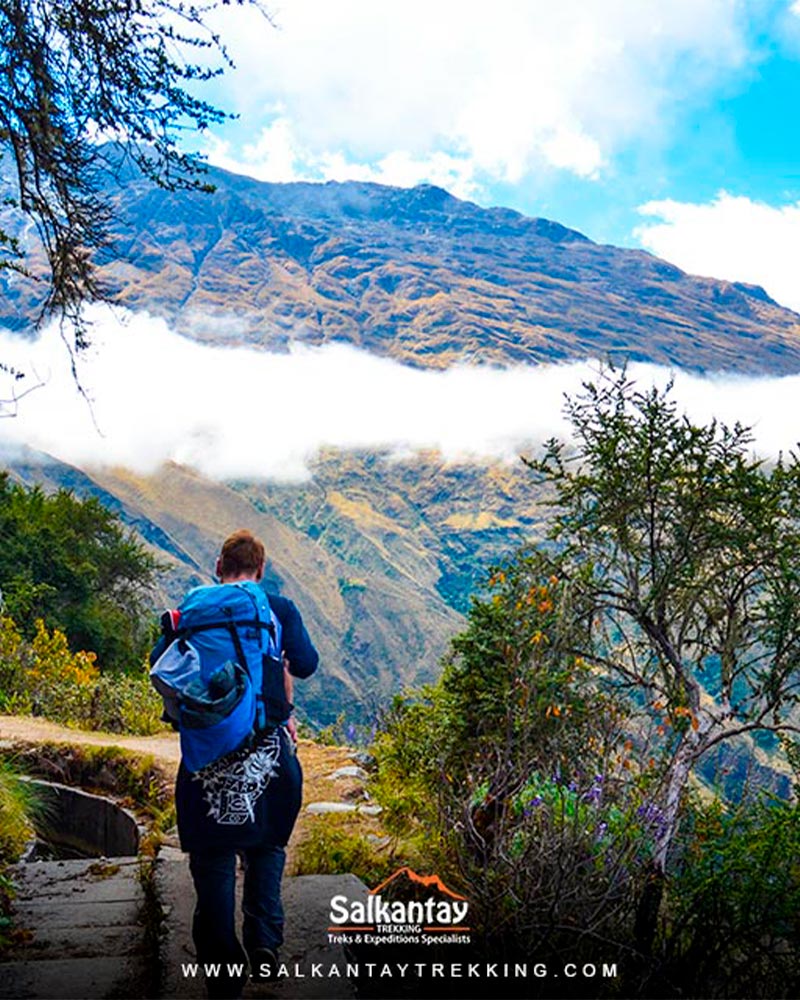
[193,731,282,825]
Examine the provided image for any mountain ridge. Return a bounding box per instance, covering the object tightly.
[4,161,800,729]
[4,159,798,375]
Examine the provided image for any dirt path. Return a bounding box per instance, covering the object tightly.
[0,715,182,767]
[0,715,365,869]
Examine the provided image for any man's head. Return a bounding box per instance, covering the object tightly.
[216,529,265,583]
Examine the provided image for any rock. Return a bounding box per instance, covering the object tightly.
[305,802,358,815]
[328,766,369,781]
[305,801,383,817]
[350,752,377,771]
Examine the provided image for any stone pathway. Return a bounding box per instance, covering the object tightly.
[1,851,367,1000]
[0,719,377,999]
[0,857,149,1000]
[156,848,364,1000]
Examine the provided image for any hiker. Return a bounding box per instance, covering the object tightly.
[151,529,318,998]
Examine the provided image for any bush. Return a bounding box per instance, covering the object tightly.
[654,796,800,999]
[370,547,800,997]
[293,814,397,887]
[369,563,647,983]
[0,615,167,734]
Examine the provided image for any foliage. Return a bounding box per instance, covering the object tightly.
[314,711,375,747]
[523,367,800,875]
[0,615,166,734]
[371,562,649,978]
[371,563,622,826]
[0,757,39,863]
[292,813,400,888]
[0,474,159,669]
[0,758,44,954]
[0,0,268,356]
[370,390,800,993]
[654,795,800,999]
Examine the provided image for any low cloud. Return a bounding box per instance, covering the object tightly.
[635,193,800,313]
[1,307,799,481]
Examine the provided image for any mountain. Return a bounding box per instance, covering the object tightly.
[5,166,800,729]
[3,161,800,373]
[7,446,545,727]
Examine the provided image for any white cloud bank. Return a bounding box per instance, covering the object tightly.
[2,308,800,482]
[636,193,800,313]
[201,0,749,192]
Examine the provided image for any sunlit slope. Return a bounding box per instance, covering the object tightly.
[4,163,798,373]
[9,449,545,725]
[99,173,800,373]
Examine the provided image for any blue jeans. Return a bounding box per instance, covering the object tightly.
[189,843,286,994]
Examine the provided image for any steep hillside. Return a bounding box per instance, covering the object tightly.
[8,448,544,726]
[3,161,800,373]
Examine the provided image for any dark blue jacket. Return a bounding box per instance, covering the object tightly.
[267,593,319,680]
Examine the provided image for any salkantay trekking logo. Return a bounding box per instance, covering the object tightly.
[328,866,471,946]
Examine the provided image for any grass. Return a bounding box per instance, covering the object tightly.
[0,758,45,954]
[0,741,175,838]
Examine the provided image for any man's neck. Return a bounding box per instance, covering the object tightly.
[220,573,260,584]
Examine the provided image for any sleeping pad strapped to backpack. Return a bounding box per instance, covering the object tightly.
[150,581,291,772]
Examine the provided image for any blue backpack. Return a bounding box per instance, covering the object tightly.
[151,581,289,772]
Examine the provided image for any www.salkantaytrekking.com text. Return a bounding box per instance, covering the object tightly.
[181,959,619,982]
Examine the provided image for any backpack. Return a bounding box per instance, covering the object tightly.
[150,581,290,772]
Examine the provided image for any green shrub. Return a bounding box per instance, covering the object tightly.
[656,796,800,999]
[0,615,167,735]
[294,814,403,887]
[0,759,38,864]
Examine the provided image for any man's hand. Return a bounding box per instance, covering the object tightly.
[283,659,297,742]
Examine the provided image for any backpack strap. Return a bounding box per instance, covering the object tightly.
[233,583,271,731]
[177,618,274,637]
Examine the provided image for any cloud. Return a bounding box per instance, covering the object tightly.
[635,192,800,312]
[205,121,481,199]
[2,307,800,482]
[200,0,750,194]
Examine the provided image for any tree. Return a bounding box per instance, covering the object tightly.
[0,0,266,399]
[0,473,159,668]
[524,367,800,941]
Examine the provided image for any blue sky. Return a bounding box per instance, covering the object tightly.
[10,2,800,468]
[189,0,800,310]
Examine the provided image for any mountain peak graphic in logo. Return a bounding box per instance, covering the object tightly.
[369,866,466,901]
[328,866,471,935]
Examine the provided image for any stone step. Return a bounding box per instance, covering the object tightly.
[0,957,146,1000]
[0,858,148,999]
[156,852,366,999]
[1,855,370,998]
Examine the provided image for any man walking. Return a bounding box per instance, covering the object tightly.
[153,529,318,998]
